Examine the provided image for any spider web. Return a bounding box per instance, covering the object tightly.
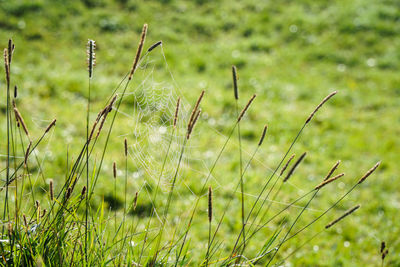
[113,44,321,224]
[118,49,195,194]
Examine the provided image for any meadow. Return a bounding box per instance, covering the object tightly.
[0,0,399,266]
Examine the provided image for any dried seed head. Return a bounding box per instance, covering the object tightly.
[8,39,13,65]
[232,65,239,100]
[173,97,180,128]
[208,186,213,222]
[35,200,40,209]
[96,95,117,138]
[129,24,148,80]
[96,109,104,122]
[187,109,201,139]
[325,204,360,229]
[81,186,87,199]
[324,160,341,181]
[4,49,10,86]
[283,152,307,182]
[49,179,54,201]
[280,154,296,177]
[314,173,345,190]
[382,249,389,260]
[381,241,386,254]
[124,138,128,157]
[147,41,162,52]
[14,85,17,98]
[87,39,96,78]
[65,187,72,200]
[45,119,57,133]
[23,214,28,227]
[258,124,268,146]
[107,94,118,112]
[188,91,205,130]
[13,106,30,138]
[133,192,138,210]
[41,209,47,218]
[237,94,256,122]
[88,120,98,142]
[24,141,32,167]
[96,114,108,138]
[113,162,117,179]
[306,91,337,124]
[358,161,381,184]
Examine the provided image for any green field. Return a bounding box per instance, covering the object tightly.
[0,0,399,266]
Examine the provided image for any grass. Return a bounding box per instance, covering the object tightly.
[0,0,399,266]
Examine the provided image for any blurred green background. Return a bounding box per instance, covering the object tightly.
[0,0,399,265]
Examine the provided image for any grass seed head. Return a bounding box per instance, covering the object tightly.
[23,214,28,227]
[284,152,307,182]
[381,241,386,253]
[358,161,381,184]
[124,138,128,156]
[280,154,296,177]
[208,186,213,222]
[382,249,389,260]
[306,91,337,124]
[87,39,96,78]
[45,119,57,133]
[174,97,181,128]
[81,186,87,199]
[147,41,162,52]
[315,173,345,190]
[14,106,30,138]
[325,204,360,229]
[237,94,256,122]
[324,160,341,181]
[188,90,205,130]
[65,187,72,200]
[49,179,54,201]
[129,23,148,80]
[187,109,201,139]
[232,65,239,100]
[8,39,13,65]
[258,124,268,146]
[133,191,138,210]
[113,162,117,179]
[4,49,10,86]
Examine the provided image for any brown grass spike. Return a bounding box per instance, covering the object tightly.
[147,41,162,52]
[258,124,268,146]
[283,152,306,182]
[45,119,57,133]
[208,186,213,222]
[324,160,341,181]
[280,154,295,177]
[325,204,360,229]
[128,24,148,80]
[113,162,117,179]
[306,91,337,124]
[174,97,180,128]
[358,161,381,184]
[237,94,256,122]
[314,173,345,190]
[232,65,239,100]
[188,91,205,130]
[49,179,54,201]
[124,138,128,157]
